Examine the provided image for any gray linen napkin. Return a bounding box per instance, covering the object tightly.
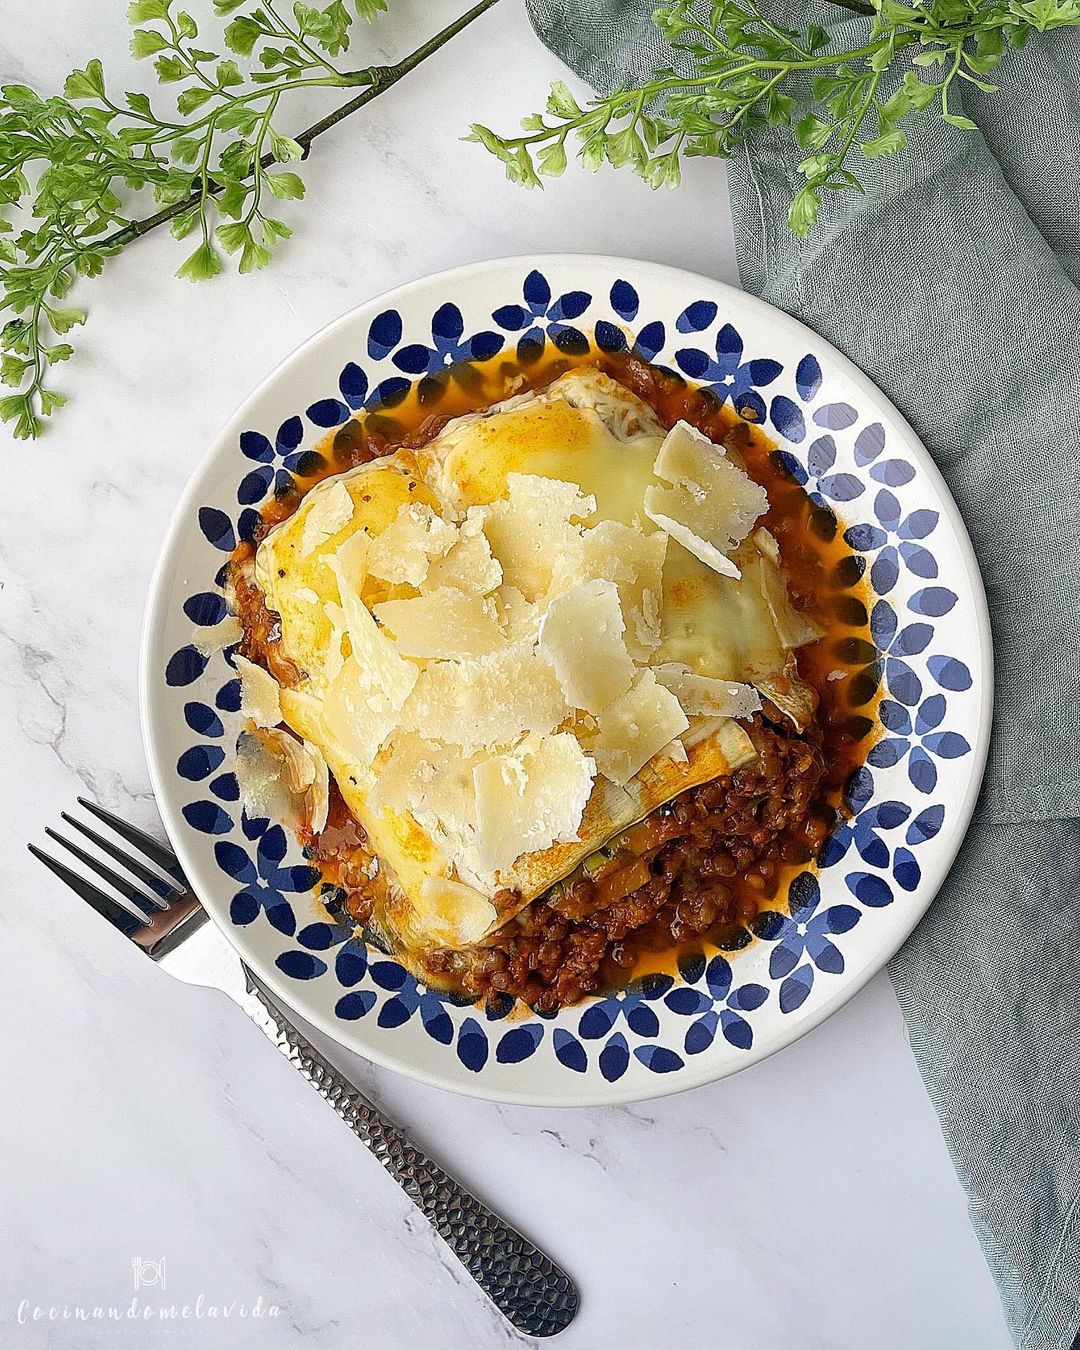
[525,4,1080,1345]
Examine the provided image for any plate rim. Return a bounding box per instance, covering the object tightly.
[140,251,994,1106]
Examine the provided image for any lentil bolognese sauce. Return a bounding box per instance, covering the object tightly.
[229,345,879,1014]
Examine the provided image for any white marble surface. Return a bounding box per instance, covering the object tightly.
[0,3,1012,1347]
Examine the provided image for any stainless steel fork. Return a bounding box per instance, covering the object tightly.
[29,799,579,1338]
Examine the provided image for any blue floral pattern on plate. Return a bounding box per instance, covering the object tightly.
[145,257,989,1104]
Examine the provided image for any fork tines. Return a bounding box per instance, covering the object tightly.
[29,800,202,956]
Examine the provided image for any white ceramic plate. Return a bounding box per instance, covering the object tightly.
[141,255,992,1105]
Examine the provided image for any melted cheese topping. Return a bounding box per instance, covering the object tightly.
[250,368,817,958]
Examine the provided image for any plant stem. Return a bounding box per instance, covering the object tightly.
[100,0,503,250]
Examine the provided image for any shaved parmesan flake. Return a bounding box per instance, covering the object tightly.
[581,520,667,658]
[329,552,419,713]
[299,478,354,557]
[756,555,825,649]
[658,737,689,764]
[480,474,596,601]
[370,734,480,844]
[304,740,330,833]
[235,727,328,834]
[367,502,458,588]
[234,655,282,728]
[322,656,405,772]
[400,641,567,753]
[753,526,781,565]
[493,586,541,644]
[374,592,505,660]
[473,733,595,877]
[653,663,761,719]
[421,514,502,595]
[416,876,497,948]
[645,420,768,579]
[554,367,666,441]
[539,579,634,713]
[193,613,243,656]
[591,669,689,786]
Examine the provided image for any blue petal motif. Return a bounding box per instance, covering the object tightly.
[336,991,376,1020]
[457,1017,489,1072]
[779,964,814,1012]
[634,1045,684,1073]
[854,422,885,464]
[553,1028,588,1072]
[807,435,836,476]
[496,1024,543,1064]
[677,299,718,332]
[184,701,223,737]
[177,744,224,781]
[813,402,857,430]
[609,279,639,320]
[847,872,893,907]
[276,950,327,980]
[166,645,209,687]
[367,308,402,358]
[599,1033,630,1082]
[770,395,805,442]
[907,804,945,844]
[182,800,232,834]
[795,353,822,401]
[909,587,957,617]
[928,655,972,691]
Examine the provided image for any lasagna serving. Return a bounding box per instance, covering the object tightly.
[227,353,875,1011]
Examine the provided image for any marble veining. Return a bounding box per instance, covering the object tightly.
[1,1,1010,1346]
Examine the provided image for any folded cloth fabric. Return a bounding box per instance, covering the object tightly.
[525,4,1080,1346]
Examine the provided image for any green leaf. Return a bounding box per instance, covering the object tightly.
[262,216,292,243]
[1,354,27,386]
[43,305,86,335]
[64,60,106,101]
[294,1,352,55]
[266,171,305,199]
[218,178,249,218]
[176,85,213,115]
[238,237,272,272]
[353,0,387,17]
[269,129,304,162]
[224,15,261,56]
[861,129,907,157]
[128,0,172,21]
[913,49,946,66]
[217,103,260,134]
[171,207,199,239]
[213,0,247,13]
[43,343,74,364]
[942,112,978,130]
[39,388,67,416]
[176,240,222,281]
[788,185,820,235]
[215,59,244,87]
[546,80,582,120]
[901,71,937,110]
[154,54,187,82]
[215,220,252,253]
[795,113,833,151]
[171,134,203,164]
[0,392,42,440]
[536,139,568,176]
[131,28,169,57]
[176,10,198,37]
[126,90,154,116]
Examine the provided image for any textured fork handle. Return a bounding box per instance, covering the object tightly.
[238,971,579,1337]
